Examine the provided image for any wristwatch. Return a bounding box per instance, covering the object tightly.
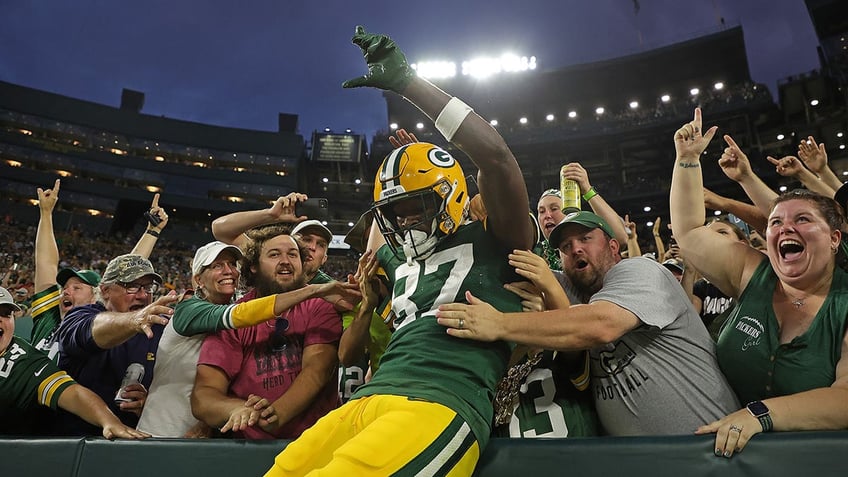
[746,401,773,432]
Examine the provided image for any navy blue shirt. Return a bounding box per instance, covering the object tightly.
[55,303,163,435]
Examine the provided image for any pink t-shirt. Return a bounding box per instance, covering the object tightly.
[198,296,341,439]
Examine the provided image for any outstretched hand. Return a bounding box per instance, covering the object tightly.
[767,155,804,178]
[342,25,414,94]
[388,128,418,148]
[436,291,505,342]
[131,292,177,339]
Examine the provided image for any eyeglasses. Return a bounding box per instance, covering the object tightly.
[270,316,289,352]
[117,281,160,295]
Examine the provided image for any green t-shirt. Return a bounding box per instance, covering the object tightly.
[352,221,523,448]
[717,258,848,404]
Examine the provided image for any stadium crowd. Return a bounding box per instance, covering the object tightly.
[1,26,847,477]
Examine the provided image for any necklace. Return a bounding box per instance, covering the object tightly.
[791,298,804,309]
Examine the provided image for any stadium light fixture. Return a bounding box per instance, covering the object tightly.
[690,88,700,96]
[324,127,331,132]
[56,170,72,177]
[777,134,785,141]
[629,101,639,109]
[18,128,33,136]
[647,221,654,227]
[810,99,819,106]
[838,132,844,138]
[490,119,498,126]
[411,61,457,79]
[415,122,424,130]
[154,155,165,162]
[354,178,361,185]
[778,186,788,192]
[546,114,555,121]
[661,94,671,103]
[345,128,352,133]
[714,82,724,90]
[322,177,329,183]
[348,222,355,227]
[321,220,329,225]
[714,210,722,216]
[840,145,846,150]
[390,123,398,130]
[643,206,651,212]
[595,107,605,115]
[460,54,537,79]
[6,160,21,167]
[146,186,160,193]
[843,171,848,176]
[568,111,577,119]
[519,117,528,124]
[88,209,101,216]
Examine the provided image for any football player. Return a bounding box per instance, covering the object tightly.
[264,26,535,477]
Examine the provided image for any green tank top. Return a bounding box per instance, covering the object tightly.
[716,258,848,405]
[352,221,522,448]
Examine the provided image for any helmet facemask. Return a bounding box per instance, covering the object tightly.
[373,179,459,263]
[372,143,469,263]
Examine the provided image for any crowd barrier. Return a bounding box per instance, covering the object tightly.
[3,431,845,476]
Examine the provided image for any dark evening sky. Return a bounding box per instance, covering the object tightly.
[0,0,820,140]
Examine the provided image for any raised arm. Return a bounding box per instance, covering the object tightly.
[703,188,767,234]
[670,109,762,298]
[651,217,665,260]
[798,136,842,192]
[717,134,778,217]
[343,26,534,250]
[624,215,641,257]
[34,180,61,292]
[767,155,835,197]
[211,193,306,249]
[562,162,627,243]
[130,193,169,258]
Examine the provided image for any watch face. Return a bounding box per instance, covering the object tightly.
[747,401,769,417]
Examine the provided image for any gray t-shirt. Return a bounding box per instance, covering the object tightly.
[561,257,739,435]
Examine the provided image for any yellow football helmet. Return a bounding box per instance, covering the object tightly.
[372,143,469,260]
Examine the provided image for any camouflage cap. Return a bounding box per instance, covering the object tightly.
[101,254,162,284]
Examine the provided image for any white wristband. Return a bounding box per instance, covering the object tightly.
[435,97,473,142]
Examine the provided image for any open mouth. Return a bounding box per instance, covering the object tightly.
[778,239,804,261]
[575,258,589,271]
[61,299,73,308]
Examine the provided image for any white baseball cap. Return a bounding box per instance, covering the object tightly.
[192,241,243,276]
[0,286,23,312]
[291,219,332,243]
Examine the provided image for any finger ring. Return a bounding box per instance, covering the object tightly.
[729,424,742,433]
[458,319,465,329]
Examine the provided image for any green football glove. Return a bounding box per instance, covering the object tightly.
[342,25,414,94]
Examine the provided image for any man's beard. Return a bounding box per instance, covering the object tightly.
[254,269,306,297]
[564,253,615,301]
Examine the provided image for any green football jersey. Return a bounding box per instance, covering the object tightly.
[29,284,63,362]
[352,221,523,449]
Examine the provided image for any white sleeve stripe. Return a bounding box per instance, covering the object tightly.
[222,304,237,329]
[39,373,71,405]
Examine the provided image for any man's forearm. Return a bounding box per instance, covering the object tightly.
[91,312,139,349]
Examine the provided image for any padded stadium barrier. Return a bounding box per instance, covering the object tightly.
[3,431,846,477]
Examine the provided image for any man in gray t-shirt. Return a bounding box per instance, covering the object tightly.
[438,211,739,435]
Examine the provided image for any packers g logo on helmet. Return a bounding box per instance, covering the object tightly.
[372,143,470,259]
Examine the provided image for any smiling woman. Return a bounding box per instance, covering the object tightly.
[669,108,848,458]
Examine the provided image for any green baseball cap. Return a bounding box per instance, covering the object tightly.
[549,211,616,247]
[57,268,101,287]
[101,254,162,284]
